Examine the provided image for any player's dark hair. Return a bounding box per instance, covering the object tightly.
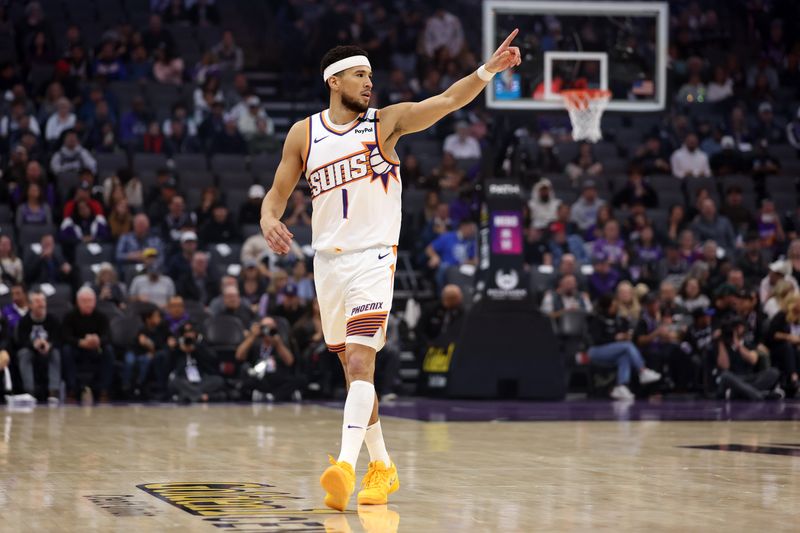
[320,45,368,90]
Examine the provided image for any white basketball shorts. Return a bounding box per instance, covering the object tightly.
[313,245,397,354]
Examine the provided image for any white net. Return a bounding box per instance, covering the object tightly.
[561,89,611,143]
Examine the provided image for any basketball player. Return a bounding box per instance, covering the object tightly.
[260,30,521,511]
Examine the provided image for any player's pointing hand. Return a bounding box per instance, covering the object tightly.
[485,28,522,73]
[261,217,294,255]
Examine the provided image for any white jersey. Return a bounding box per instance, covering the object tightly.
[304,107,402,253]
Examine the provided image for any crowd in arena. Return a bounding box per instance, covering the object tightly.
[0,0,799,404]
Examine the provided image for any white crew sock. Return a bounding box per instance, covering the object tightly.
[365,420,391,467]
[337,380,375,468]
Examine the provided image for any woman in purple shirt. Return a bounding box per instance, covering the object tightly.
[14,182,52,228]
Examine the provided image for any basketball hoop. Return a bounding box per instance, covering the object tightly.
[560,89,611,143]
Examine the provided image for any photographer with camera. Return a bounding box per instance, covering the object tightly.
[715,316,783,400]
[167,322,227,403]
[235,316,304,402]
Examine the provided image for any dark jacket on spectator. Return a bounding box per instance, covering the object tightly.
[61,309,110,347]
[176,272,220,305]
[15,313,60,351]
[199,215,240,244]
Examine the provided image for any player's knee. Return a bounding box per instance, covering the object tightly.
[345,350,375,382]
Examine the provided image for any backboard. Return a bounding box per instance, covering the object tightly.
[483,1,669,112]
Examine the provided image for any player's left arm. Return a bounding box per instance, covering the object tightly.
[380,29,521,137]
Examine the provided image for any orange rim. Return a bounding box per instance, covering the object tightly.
[560,89,612,110]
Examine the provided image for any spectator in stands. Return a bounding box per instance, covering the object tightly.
[236,316,303,402]
[675,57,706,105]
[442,121,480,160]
[656,242,690,293]
[24,234,72,286]
[634,135,672,175]
[588,295,662,400]
[709,136,746,177]
[212,114,247,154]
[93,39,127,81]
[629,225,662,285]
[194,186,221,226]
[528,179,561,230]
[199,202,240,245]
[248,116,279,154]
[167,230,198,280]
[425,219,477,290]
[63,179,103,218]
[50,129,97,177]
[120,96,151,147]
[738,232,770,289]
[161,195,196,247]
[756,198,785,253]
[588,253,620,300]
[239,259,266,311]
[677,230,702,265]
[123,305,169,399]
[760,260,798,305]
[195,77,224,123]
[152,45,184,85]
[142,13,175,56]
[282,189,312,227]
[163,102,197,137]
[592,219,627,268]
[707,65,734,103]
[12,161,55,210]
[108,195,133,240]
[570,180,605,232]
[0,98,41,141]
[431,151,465,191]
[146,175,180,223]
[763,279,797,321]
[193,50,221,84]
[547,221,588,267]
[83,100,119,152]
[91,262,127,309]
[215,284,254,326]
[4,145,30,188]
[418,284,465,347]
[165,295,190,335]
[289,260,315,302]
[59,199,111,251]
[139,120,165,153]
[234,96,272,140]
[2,282,28,332]
[565,142,603,184]
[612,166,658,209]
[116,213,165,266]
[15,182,52,229]
[61,286,114,403]
[670,133,711,178]
[691,198,736,254]
[15,290,60,402]
[786,108,800,151]
[44,97,76,145]
[0,235,22,284]
[127,44,152,82]
[129,248,175,307]
[0,333,11,397]
[789,240,800,288]
[752,102,784,144]
[750,139,780,180]
[273,284,308,325]
[614,281,641,323]
[719,185,754,235]
[239,185,264,226]
[422,7,464,59]
[634,292,684,389]
[212,30,243,73]
[540,273,592,318]
[716,316,782,400]
[164,119,201,155]
[176,251,219,305]
[167,321,226,403]
[676,277,710,313]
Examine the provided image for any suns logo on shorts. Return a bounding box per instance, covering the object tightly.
[307,142,399,198]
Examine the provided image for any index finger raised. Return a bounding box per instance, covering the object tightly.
[499,28,519,50]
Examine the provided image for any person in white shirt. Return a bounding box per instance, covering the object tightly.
[759,260,799,305]
[529,178,561,229]
[442,120,480,160]
[233,95,274,139]
[707,65,734,103]
[422,8,465,58]
[45,97,76,143]
[670,133,711,178]
[540,273,593,317]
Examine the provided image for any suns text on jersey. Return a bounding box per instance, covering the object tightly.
[307,149,371,198]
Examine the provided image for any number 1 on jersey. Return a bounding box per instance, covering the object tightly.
[342,188,349,219]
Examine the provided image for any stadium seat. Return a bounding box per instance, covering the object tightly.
[241,224,261,239]
[19,225,55,247]
[222,171,255,189]
[224,189,249,214]
[210,243,243,266]
[183,299,210,327]
[181,170,215,190]
[172,153,209,172]
[75,242,114,265]
[211,154,248,173]
[287,225,312,246]
[96,300,125,322]
[132,153,169,174]
[95,153,128,177]
[250,153,281,173]
[110,315,144,351]
[0,223,15,241]
[47,300,73,323]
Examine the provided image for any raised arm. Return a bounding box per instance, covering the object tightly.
[380,29,521,137]
[260,119,308,254]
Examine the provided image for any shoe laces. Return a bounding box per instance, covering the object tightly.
[361,462,390,489]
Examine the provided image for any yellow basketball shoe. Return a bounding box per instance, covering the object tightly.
[320,455,356,511]
[357,460,399,505]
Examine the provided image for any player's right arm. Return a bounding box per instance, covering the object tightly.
[260,119,308,254]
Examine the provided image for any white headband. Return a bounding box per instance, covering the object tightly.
[322,55,371,83]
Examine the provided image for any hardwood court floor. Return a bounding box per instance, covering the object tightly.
[1,401,799,532]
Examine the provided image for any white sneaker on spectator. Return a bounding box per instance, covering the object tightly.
[265,393,275,403]
[251,390,264,402]
[292,390,303,402]
[47,396,60,407]
[382,392,398,403]
[639,368,661,385]
[610,385,635,401]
